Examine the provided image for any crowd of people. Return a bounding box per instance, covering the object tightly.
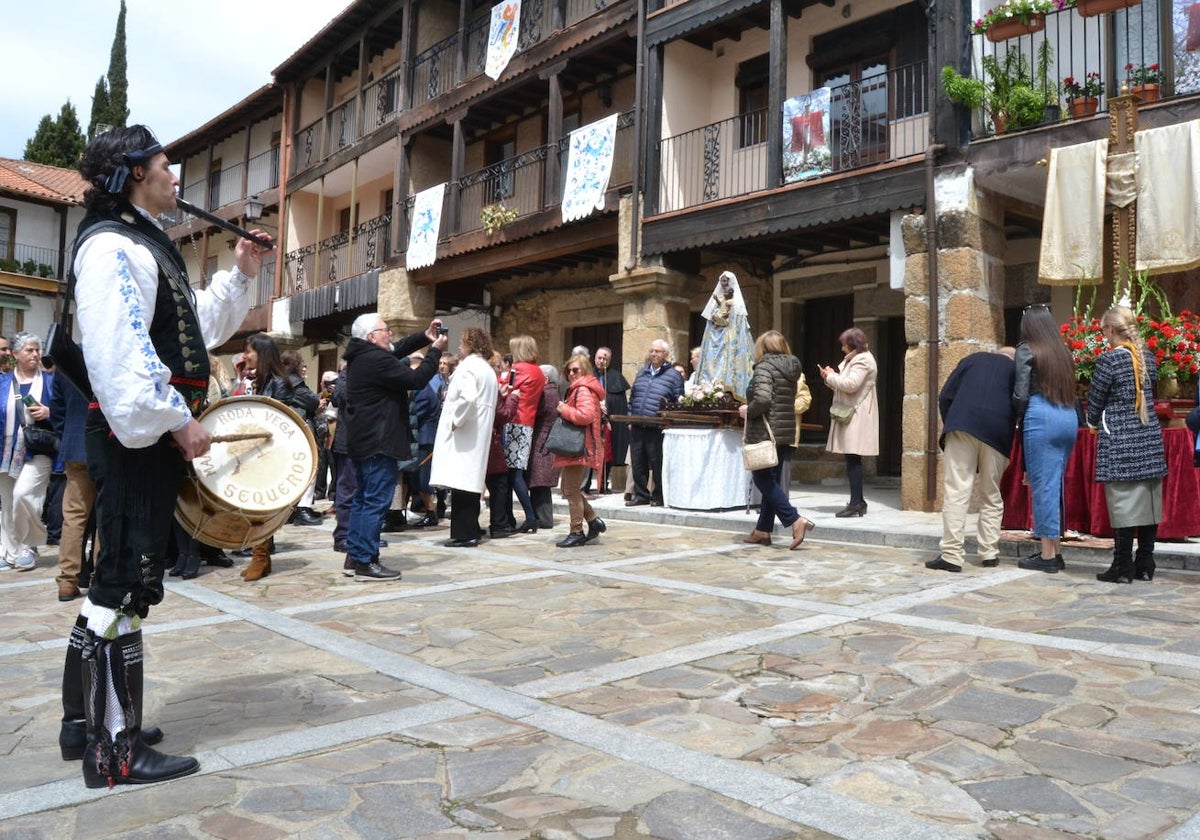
[0,120,1186,792]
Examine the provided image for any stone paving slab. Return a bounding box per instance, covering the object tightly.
[4,507,1200,838]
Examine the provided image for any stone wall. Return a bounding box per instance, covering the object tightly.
[900,181,1006,511]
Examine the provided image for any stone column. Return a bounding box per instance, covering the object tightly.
[609,266,694,383]
[900,178,1005,511]
[379,265,435,337]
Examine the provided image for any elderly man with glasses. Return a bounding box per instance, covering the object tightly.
[626,339,684,507]
[341,314,447,581]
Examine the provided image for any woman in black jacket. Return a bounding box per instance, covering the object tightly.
[239,334,318,580]
[737,331,815,550]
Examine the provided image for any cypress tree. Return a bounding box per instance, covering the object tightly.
[106,0,129,127]
[88,76,111,141]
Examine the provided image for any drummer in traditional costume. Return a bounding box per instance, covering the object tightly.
[694,270,754,400]
[58,126,267,787]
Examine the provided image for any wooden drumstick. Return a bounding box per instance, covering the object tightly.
[210,432,274,443]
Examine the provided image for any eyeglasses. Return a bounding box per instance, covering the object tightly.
[567,367,582,374]
[366,327,387,337]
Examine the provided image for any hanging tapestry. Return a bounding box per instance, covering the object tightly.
[406,183,446,270]
[485,0,521,81]
[561,113,618,223]
[782,89,832,184]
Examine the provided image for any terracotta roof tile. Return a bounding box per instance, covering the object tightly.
[0,158,88,204]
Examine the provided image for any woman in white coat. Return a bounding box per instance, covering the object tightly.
[430,328,498,547]
[819,326,879,518]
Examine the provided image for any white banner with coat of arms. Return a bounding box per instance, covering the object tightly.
[406,183,446,270]
[485,0,521,80]
[561,113,618,223]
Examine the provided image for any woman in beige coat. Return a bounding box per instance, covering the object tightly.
[819,327,879,517]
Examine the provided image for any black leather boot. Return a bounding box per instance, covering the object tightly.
[81,631,198,787]
[1134,524,1157,581]
[60,617,166,760]
[1097,527,1135,583]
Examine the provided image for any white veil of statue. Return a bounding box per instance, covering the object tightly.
[695,270,754,399]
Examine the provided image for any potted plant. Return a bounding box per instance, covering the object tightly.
[1063,72,1103,118]
[480,203,518,235]
[1076,0,1140,17]
[1125,62,1164,102]
[969,0,1074,41]
[980,52,1049,133]
[941,65,986,109]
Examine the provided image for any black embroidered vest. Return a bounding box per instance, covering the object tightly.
[73,203,211,422]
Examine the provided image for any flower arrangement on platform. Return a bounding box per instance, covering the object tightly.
[1065,275,1200,389]
[969,0,1073,34]
[1140,311,1200,384]
[679,380,729,408]
[1061,315,1108,382]
[1125,62,1164,86]
[1063,72,1103,99]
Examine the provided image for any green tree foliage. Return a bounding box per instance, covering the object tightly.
[88,76,111,141]
[23,101,86,169]
[86,0,128,139]
[106,1,129,128]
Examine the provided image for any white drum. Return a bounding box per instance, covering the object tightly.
[175,396,318,550]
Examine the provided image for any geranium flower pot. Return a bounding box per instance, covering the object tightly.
[985,13,1046,42]
[1068,96,1100,119]
[1131,83,1160,103]
[1077,0,1140,17]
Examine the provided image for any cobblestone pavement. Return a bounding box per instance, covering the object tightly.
[3,499,1200,839]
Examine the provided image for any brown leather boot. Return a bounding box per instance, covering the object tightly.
[240,543,272,581]
[743,530,772,546]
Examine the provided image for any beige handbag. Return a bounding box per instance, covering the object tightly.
[742,416,778,471]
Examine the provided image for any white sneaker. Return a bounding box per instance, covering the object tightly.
[14,548,37,572]
[0,557,13,571]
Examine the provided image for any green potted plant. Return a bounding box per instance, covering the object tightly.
[1063,72,1103,118]
[941,65,986,110]
[981,52,1047,133]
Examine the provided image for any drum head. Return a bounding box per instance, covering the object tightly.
[190,395,318,515]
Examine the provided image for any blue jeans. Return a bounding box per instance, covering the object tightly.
[1022,394,1077,539]
[347,455,399,564]
[751,446,800,532]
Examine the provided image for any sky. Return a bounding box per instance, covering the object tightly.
[0,0,353,161]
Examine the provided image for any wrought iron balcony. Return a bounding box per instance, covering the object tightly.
[0,243,61,279]
[283,213,392,295]
[397,109,635,248]
[289,0,619,175]
[968,0,1169,137]
[655,62,928,214]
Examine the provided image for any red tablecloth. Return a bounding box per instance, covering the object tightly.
[1001,426,1200,539]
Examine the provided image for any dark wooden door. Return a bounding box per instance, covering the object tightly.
[570,323,624,370]
[801,294,854,444]
[878,315,905,475]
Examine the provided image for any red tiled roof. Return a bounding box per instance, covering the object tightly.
[0,158,88,205]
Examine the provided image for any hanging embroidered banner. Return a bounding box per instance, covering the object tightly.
[782,88,832,184]
[485,0,522,81]
[561,113,618,223]
[406,183,446,270]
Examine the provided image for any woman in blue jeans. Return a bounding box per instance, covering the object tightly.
[1013,305,1079,573]
[738,331,815,550]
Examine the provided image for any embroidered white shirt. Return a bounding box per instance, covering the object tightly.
[72,208,251,449]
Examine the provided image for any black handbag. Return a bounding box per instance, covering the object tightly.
[544,417,588,457]
[11,380,58,457]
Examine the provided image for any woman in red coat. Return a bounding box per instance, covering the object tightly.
[553,354,607,548]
